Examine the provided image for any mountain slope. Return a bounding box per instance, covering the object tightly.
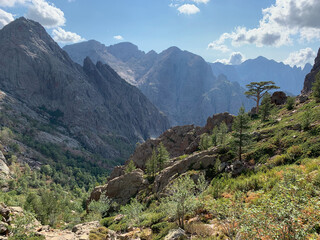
[210,57,312,95]
[302,48,320,94]
[0,17,169,162]
[64,41,254,126]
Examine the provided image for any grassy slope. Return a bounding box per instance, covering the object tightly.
[95,99,320,240]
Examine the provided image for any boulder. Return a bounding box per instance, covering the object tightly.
[153,148,218,193]
[0,151,9,176]
[271,91,287,105]
[89,169,148,205]
[164,228,187,240]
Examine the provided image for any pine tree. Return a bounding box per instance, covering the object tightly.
[157,143,170,170]
[125,160,136,174]
[146,149,158,178]
[211,126,218,147]
[259,92,272,121]
[217,122,228,145]
[245,81,279,114]
[232,106,251,161]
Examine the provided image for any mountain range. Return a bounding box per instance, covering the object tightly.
[210,57,312,95]
[64,40,254,126]
[0,17,169,163]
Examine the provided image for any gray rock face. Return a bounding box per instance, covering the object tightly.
[0,18,169,161]
[0,151,9,176]
[164,228,187,240]
[302,48,320,95]
[89,169,148,205]
[64,41,254,126]
[127,112,234,169]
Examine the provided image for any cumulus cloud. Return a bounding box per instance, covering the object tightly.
[26,0,66,28]
[215,52,246,65]
[113,35,124,40]
[283,47,316,68]
[0,0,26,7]
[0,8,14,29]
[52,27,84,44]
[177,4,200,15]
[209,0,320,51]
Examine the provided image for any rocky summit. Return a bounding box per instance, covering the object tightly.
[64,40,254,126]
[0,17,169,161]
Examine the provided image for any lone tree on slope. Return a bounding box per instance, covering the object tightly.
[245,81,279,114]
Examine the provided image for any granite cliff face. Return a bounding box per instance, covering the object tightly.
[64,41,254,126]
[0,18,169,161]
[302,48,320,95]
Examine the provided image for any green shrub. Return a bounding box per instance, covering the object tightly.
[100,216,115,227]
[269,154,288,166]
[286,145,303,161]
[286,96,295,110]
[140,212,165,227]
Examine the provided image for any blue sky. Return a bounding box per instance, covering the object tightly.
[0,0,320,67]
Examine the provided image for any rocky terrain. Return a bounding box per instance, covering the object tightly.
[302,48,320,95]
[64,40,254,126]
[210,56,312,95]
[0,17,169,163]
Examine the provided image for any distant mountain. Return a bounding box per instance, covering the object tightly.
[0,18,169,162]
[210,57,312,95]
[64,41,254,126]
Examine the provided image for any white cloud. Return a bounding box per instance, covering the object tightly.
[0,8,14,29]
[215,52,246,65]
[113,35,124,40]
[192,0,210,4]
[177,4,200,15]
[283,47,316,68]
[208,0,320,51]
[26,0,66,28]
[0,0,26,7]
[52,27,84,43]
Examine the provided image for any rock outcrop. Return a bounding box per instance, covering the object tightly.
[302,48,320,95]
[128,112,234,169]
[0,18,169,163]
[89,169,148,205]
[0,151,9,177]
[271,91,287,105]
[153,147,219,193]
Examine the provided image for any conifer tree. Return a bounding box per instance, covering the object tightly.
[245,81,279,113]
[232,106,250,161]
[259,92,272,121]
[217,122,228,145]
[146,149,158,178]
[157,143,170,170]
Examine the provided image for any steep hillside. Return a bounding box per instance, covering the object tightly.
[87,91,320,240]
[0,17,169,162]
[64,41,254,126]
[210,56,312,95]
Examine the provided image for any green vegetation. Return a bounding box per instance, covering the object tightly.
[312,72,320,102]
[286,96,295,110]
[95,95,320,239]
[259,92,272,121]
[145,143,170,178]
[232,106,250,161]
[245,81,279,113]
[125,160,136,173]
